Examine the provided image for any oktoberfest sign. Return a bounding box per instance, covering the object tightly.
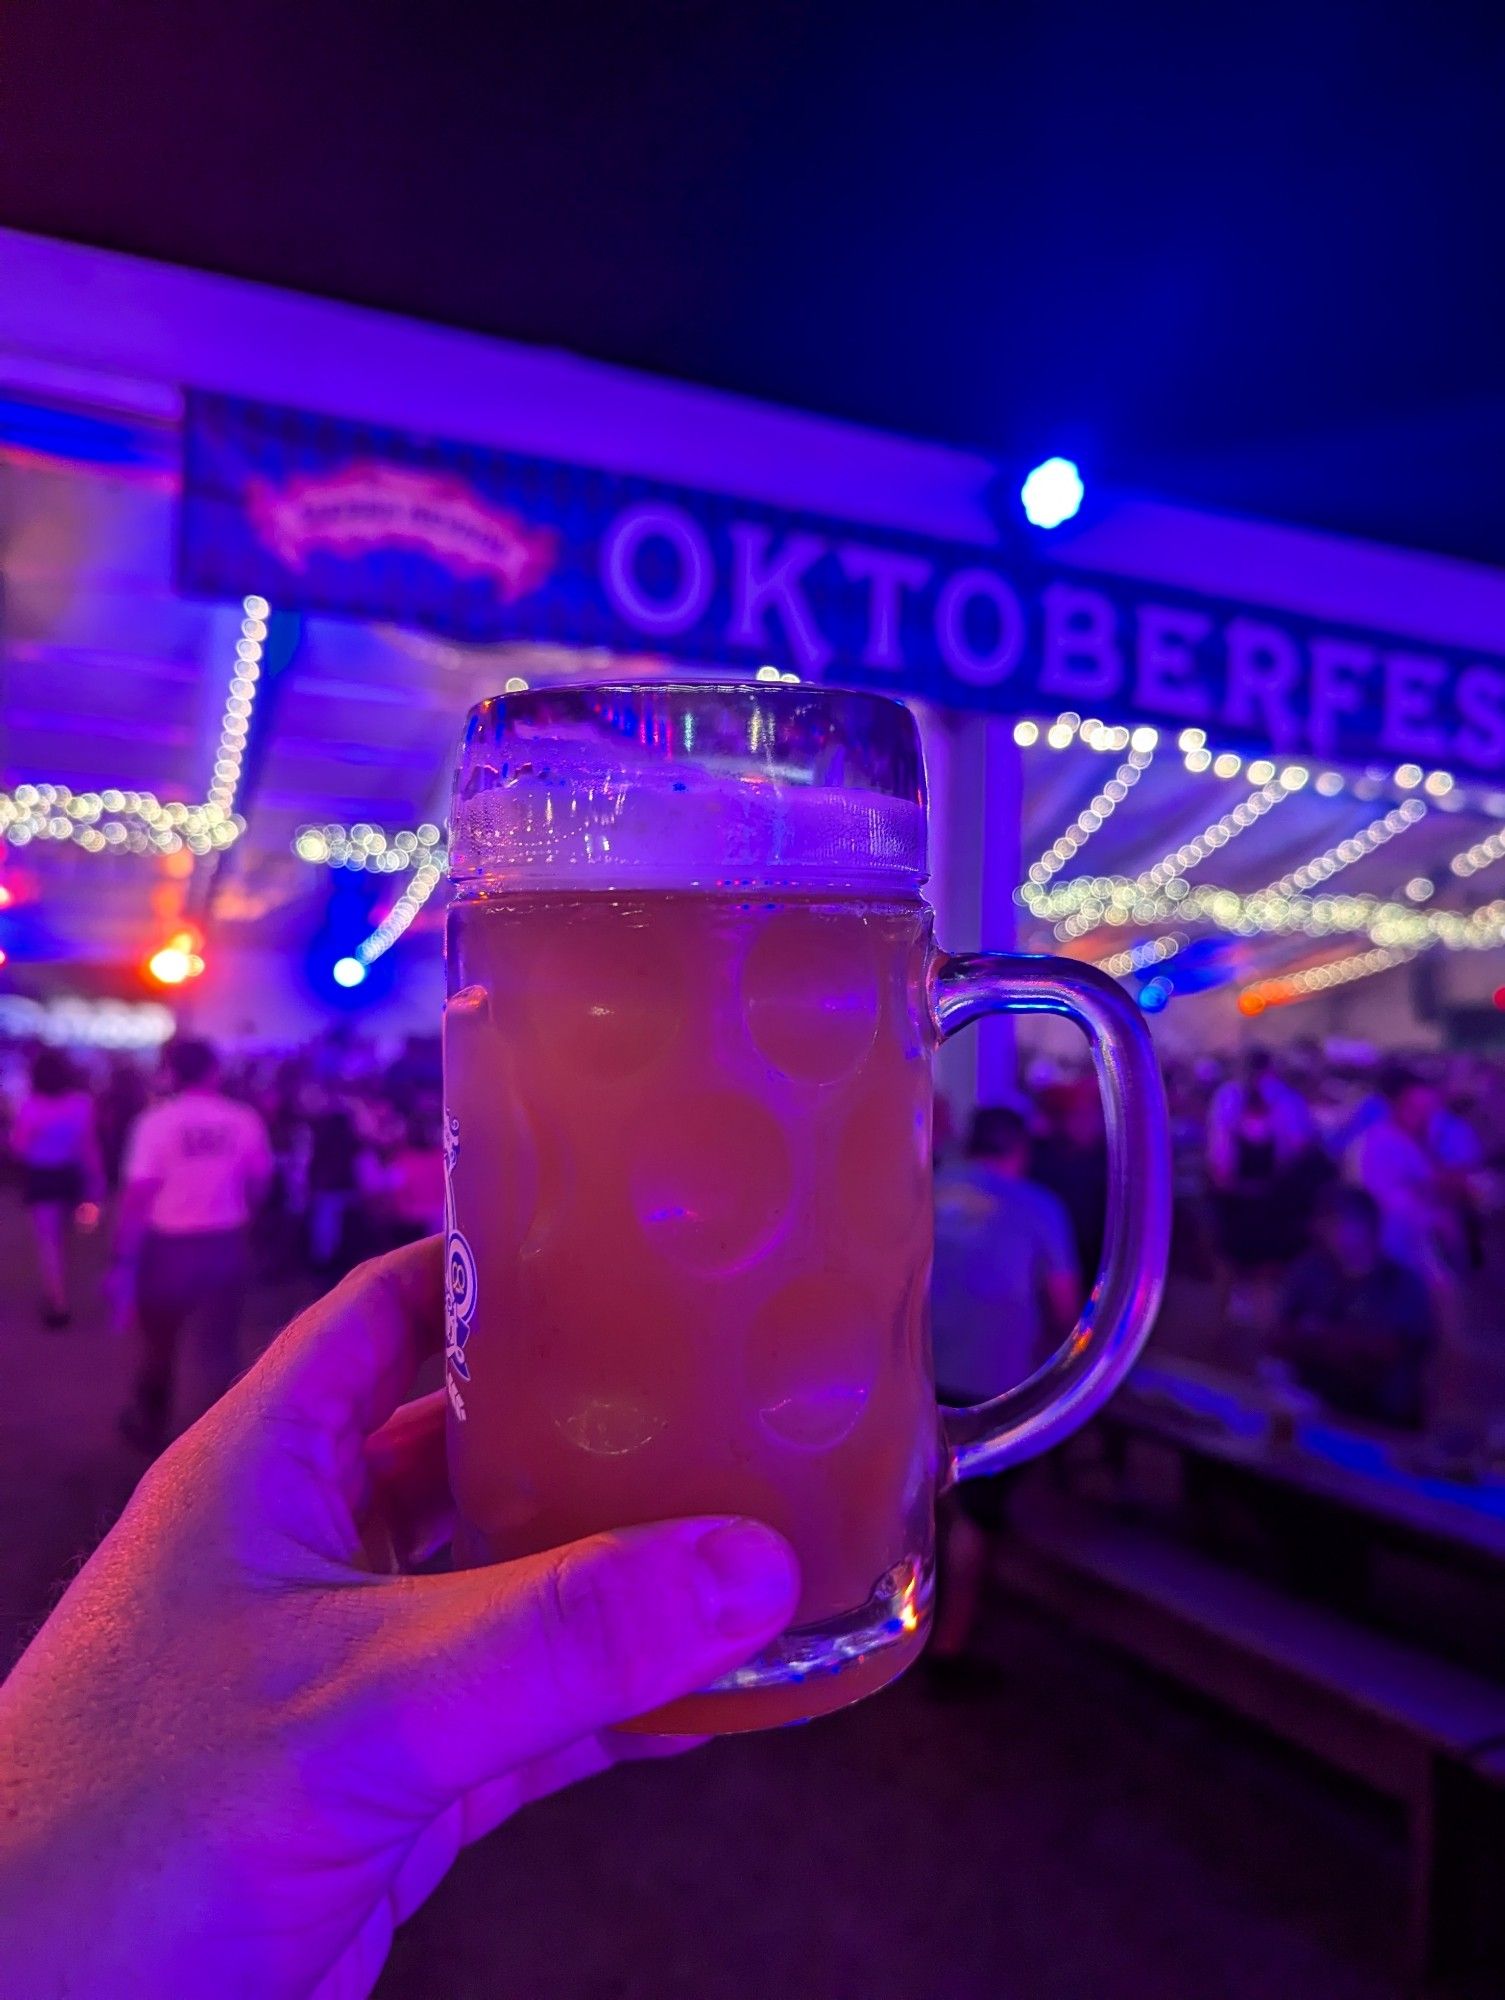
[181,391,1505,779]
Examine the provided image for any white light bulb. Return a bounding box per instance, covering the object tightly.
[1020,456,1085,530]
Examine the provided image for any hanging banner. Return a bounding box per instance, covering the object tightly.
[181,391,1505,779]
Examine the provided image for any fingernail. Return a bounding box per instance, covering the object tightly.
[693,1520,799,1639]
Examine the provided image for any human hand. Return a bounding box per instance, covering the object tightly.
[0,1239,800,1998]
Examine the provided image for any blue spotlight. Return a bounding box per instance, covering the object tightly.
[1020,456,1084,529]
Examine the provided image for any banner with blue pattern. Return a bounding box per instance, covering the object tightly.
[181,390,1505,780]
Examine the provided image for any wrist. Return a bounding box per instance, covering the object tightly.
[0,1774,196,1996]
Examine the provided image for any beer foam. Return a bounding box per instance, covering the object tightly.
[451,741,926,889]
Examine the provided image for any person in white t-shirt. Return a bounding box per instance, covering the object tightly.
[115,1038,273,1454]
[1349,1069,1462,1294]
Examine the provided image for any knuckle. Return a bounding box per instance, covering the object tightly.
[535,1539,674,1717]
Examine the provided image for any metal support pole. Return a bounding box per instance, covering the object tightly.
[920,704,1023,1116]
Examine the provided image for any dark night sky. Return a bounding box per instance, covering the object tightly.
[4,1,1505,562]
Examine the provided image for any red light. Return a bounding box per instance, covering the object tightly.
[0,947,8,967]
[148,947,192,986]
[1493,987,1505,1011]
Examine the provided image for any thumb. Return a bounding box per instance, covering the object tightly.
[368,1518,800,1799]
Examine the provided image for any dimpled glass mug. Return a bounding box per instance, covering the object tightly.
[442,683,1169,1732]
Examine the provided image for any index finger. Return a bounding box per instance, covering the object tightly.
[238,1236,444,1443]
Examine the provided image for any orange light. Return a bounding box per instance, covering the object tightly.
[148,946,192,986]
[898,1574,920,1634]
[1238,990,1266,1017]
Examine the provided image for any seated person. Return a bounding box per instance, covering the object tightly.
[1272,1185,1434,1431]
[928,1106,1080,1690]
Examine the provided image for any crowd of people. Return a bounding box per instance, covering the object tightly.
[920,1042,1505,1682]
[1,1028,445,1453]
[6,1025,1505,1461]
[932,1038,1505,1440]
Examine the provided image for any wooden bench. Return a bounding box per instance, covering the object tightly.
[993,1484,1505,1987]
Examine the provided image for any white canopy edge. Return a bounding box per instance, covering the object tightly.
[2,226,1504,659]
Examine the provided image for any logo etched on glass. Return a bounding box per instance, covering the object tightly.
[443,1111,476,1419]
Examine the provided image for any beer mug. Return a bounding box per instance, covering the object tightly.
[443,682,1169,1731]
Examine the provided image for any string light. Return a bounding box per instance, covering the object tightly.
[1097,933,1184,979]
[1263,799,1426,896]
[1031,871,1505,955]
[1024,744,1154,888]
[0,995,177,1049]
[205,597,269,820]
[293,821,446,872]
[354,853,446,964]
[1239,944,1418,1014]
[1133,777,1295,893]
[1012,715,1497,818]
[1007,712,1505,978]
[0,597,269,862]
[0,785,242,856]
[1449,826,1505,879]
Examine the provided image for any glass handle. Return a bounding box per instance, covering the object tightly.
[930,951,1171,1479]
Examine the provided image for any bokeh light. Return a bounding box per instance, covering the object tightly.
[1020,456,1084,529]
[147,946,191,986]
